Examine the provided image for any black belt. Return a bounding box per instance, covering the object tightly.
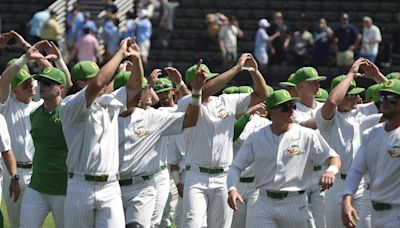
[118,176,151,186]
[239,177,255,183]
[340,173,347,180]
[68,172,118,182]
[313,165,321,171]
[266,190,305,199]
[372,201,392,211]
[160,164,167,171]
[16,162,32,169]
[185,165,225,174]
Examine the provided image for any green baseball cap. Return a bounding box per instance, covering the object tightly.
[265,89,298,109]
[365,83,384,103]
[33,67,66,86]
[386,72,400,80]
[238,86,254,93]
[11,68,33,89]
[185,64,219,84]
[315,88,329,102]
[71,61,100,83]
[292,67,326,85]
[329,75,365,95]
[154,78,174,93]
[222,86,239,94]
[379,79,400,96]
[6,58,29,72]
[279,73,296,88]
[113,71,149,90]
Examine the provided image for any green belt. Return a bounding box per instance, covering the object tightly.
[266,190,305,199]
[118,176,150,186]
[340,173,347,180]
[68,172,118,182]
[313,165,321,171]
[185,165,225,174]
[239,177,255,183]
[16,162,32,169]
[372,202,392,211]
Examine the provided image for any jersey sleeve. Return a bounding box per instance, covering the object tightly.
[167,137,182,165]
[315,108,335,132]
[60,88,91,124]
[112,86,128,110]
[149,110,185,136]
[221,93,251,115]
[309,131,339,165]
[0,114,11,152]
[176,95,190,113]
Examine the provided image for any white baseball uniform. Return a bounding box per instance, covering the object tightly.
[343,122,400,227]
[294,100,325,228]
[227,124,339,228]
[0,113,11,207]
[60,87,127,228]
[0,93,42,227]
[177,93,251,228]
[315,102,380,228]
[118,107,184,227]
[231,114,270,228]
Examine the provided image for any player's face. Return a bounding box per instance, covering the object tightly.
[14,78,35,100]
[380,93,400,119]
[38,78,63,99]
[270,101,296,123]
[339,94,358,112]
[157,89,174,107]
[297,81,320,98]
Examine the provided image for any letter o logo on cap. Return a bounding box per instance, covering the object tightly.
[91,62,99,69]
[20,69,29,76]
[283,91,290,97]
[385,80,395,88]
[43,67,51,74]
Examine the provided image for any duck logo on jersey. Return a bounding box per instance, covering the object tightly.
[134,125,151,137]
[388,145,400,158]
[287,144,304,157]
[216,105,229,119]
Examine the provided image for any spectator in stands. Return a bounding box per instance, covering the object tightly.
[360,16,382,63]
[157,0,176,48]
[267,11,291,66]
[206,13,226,40]
[313,18,333,67]
[29,9,50,43]
[65,5,84,53]
[122,11,135,39]
[71,26,99,63]
[254,19,276,68]
[334,13,361,71]
[75,12,98,41]
[136,9,152,66]
[136,0,155,19]
[40,11,62,47]
[102,15,121,62]
[292,23,314,67]
[218,15,244,66]
[104,0,118,20]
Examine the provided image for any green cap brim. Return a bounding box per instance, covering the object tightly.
[206,73,219,80]
[304,76,327,82]
[13,76,33,89]
[347,87,365,95]
[379,88,400,96]
[33,74,59,84]
[267,97,300,109]
[315,97,326,102]
[155,87,174,94]
[279,81,296,88]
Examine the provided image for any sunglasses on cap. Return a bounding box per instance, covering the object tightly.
[381,94,400,104]
[273,101,297,112]
[38,78,60,87]
[155,83,173,90]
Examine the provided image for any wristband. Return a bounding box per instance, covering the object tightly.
[192,89,202,96]
[175,80,185,90]
[171,170,181,185]
[326,165,339,175]
[55,58,67,71]
[190,96,201,106]
[14,54,29,68]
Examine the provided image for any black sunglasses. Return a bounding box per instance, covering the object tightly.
[273,101,297,112]
[39,78,59,87]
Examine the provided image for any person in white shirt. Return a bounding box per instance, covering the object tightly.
[342,79,400,228]
[360,16,382,63]
[178,54,269,228]
[218,16,244,66]
[227,89,341,228]
[316,58,387,228]
[60,38,143,228]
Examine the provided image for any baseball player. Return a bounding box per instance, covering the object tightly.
[20,66,68,228]
[227,89,341,228]
[342,79,400,228]
[278,73,298,97]
[177,53,269,228]
[60,38,142,227]
[117,66,205,228]
[315,58,387,228]
[0,39,54,227]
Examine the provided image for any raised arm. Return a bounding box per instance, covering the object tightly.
[245,54,269,107]
[125,39,144,103]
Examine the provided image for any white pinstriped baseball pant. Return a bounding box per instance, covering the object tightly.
[151,168,171,227]
[230,181,259,228]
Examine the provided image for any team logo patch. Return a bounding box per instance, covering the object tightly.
[20,69,29,77]
[287,144,303,156]
[216,105,229,119]
[134,125,151,137]
[384,80,395,88]
[388,145,400,158]
[43,67,52,74]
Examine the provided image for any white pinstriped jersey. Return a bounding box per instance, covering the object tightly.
[315,103,381,173]
[118,108,184,177]
[0,114,11,152]
[227,124,338,191]
[177,94,251,168]
[157,106,179,165]
[232,114,271,178]
[0,94,43,162]
[294,101,324,123]
[351,122,400,205]
[60,87,127,175]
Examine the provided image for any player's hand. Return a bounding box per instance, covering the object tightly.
[191,59,207,90]
[246,103,266,117]
[165,67,183,85]
[26,40,47,60]
[176,183,184,198]
[149,68,162,87]
[127,37,141,59]
[236,53,256,72]
[347,58,366,77]
[227,189,244,211]
[360,59,383,80]
[0,30,31,50]
[342,198,359,228]
[43,41,62,61]
[9,179,21,202]
[319,171,335,190]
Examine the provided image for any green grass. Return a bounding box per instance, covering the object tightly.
[1,197,55,228]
